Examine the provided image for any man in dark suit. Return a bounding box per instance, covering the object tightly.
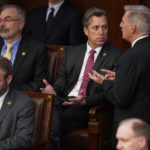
[89,5,150,148]
[25,0,86,45]
[0,56,34,149]
[41,7,123,150]
[0,4,48,92]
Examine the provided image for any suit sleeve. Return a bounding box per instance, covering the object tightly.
[21,46,48,92]
[53,48,68,96]
[102,58,138,108]
[0,97,35,150]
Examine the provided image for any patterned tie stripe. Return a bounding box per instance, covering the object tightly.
[79,49,96,96]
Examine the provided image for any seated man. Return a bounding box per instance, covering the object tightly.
[0,4,48,92]
[116,118,150,150]
[0,56,34,149]
[41,7,123,150]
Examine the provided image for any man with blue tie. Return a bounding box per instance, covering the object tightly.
[0,4,48,92]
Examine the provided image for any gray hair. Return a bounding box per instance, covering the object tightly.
[0,56,13,79]
[0,4,26,21]
[124,5,150,34]
[119,118,150,147]
[82,7,108,27]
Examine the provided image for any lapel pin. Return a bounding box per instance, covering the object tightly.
[103,53,107,56]
[7,101,12,105]
[21,52,26,56]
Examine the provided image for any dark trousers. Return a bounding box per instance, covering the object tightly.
[50,97,89,150]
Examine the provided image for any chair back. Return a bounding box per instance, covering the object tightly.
[23,92,53,150]
[47,45,71,84]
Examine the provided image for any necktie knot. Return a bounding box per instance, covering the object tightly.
[4,43,13,60]
[90,49,96,55]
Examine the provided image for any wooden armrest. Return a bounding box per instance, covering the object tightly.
[89,103,114,122]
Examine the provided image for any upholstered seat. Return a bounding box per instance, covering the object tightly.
[20,92,53,150]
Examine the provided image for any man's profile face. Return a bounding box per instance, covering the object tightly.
[116,124,143,150]
[84,16,108,49]
[0,7,24,40]
[120,11,132,42]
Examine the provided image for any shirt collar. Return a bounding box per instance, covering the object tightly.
[48,0,64,10]
[132,35,149,47]
[4,36,22,49]
[86,42,102,54]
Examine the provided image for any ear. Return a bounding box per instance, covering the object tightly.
[130,24,136,34]
[137,136,147,149]
[6,75,12,85]
[18,20,25,30]
[83,27,88,36]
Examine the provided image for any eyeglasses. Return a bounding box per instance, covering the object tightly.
[0,18,21,23]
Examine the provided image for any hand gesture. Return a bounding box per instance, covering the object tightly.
[40,79,56,95]
[63,91,86,106]
[89,70,105,84]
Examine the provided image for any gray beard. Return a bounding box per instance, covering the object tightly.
[0,27,19,40]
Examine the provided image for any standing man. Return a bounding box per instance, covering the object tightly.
[89,5,150,148]
[116,118,150,150]
[41,7,122,150]
[0,4,48,92]
[25,0,86,45]
[0,56,34,149]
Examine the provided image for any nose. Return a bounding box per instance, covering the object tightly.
[116,141,122,150]
[0,20,5,26]
[98,28,104,34]
[120,21,122,28]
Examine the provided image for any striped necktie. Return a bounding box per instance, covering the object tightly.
[79,49,96,96]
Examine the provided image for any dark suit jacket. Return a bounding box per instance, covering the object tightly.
[0,37,48,92]
[0,89,34,150]
[103,36,150,138]
[54,42,123,107]
[25,1,86,45]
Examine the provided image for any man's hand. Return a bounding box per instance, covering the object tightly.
[40,79,56,95]
[101,69,116,81]
[63,91,86,106]
[89,70,105,84]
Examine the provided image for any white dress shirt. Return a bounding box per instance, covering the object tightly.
[132,35,149,47]
[68,43,102,97]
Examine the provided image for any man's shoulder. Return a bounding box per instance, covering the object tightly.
[29,5,48,15]
[7,89,34,106]
[21,36,46,50]
[67,43,86,52]
[60,1,83,16]
[104,42,123,55]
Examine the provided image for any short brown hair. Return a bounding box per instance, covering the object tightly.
[82,7,108,27]
[0,56,13,78]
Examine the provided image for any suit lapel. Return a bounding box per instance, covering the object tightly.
[13,38,28,78]
[93,42,110,70]
[0,39,4,54]
[0,90,15,123]
[74,44,87,80]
